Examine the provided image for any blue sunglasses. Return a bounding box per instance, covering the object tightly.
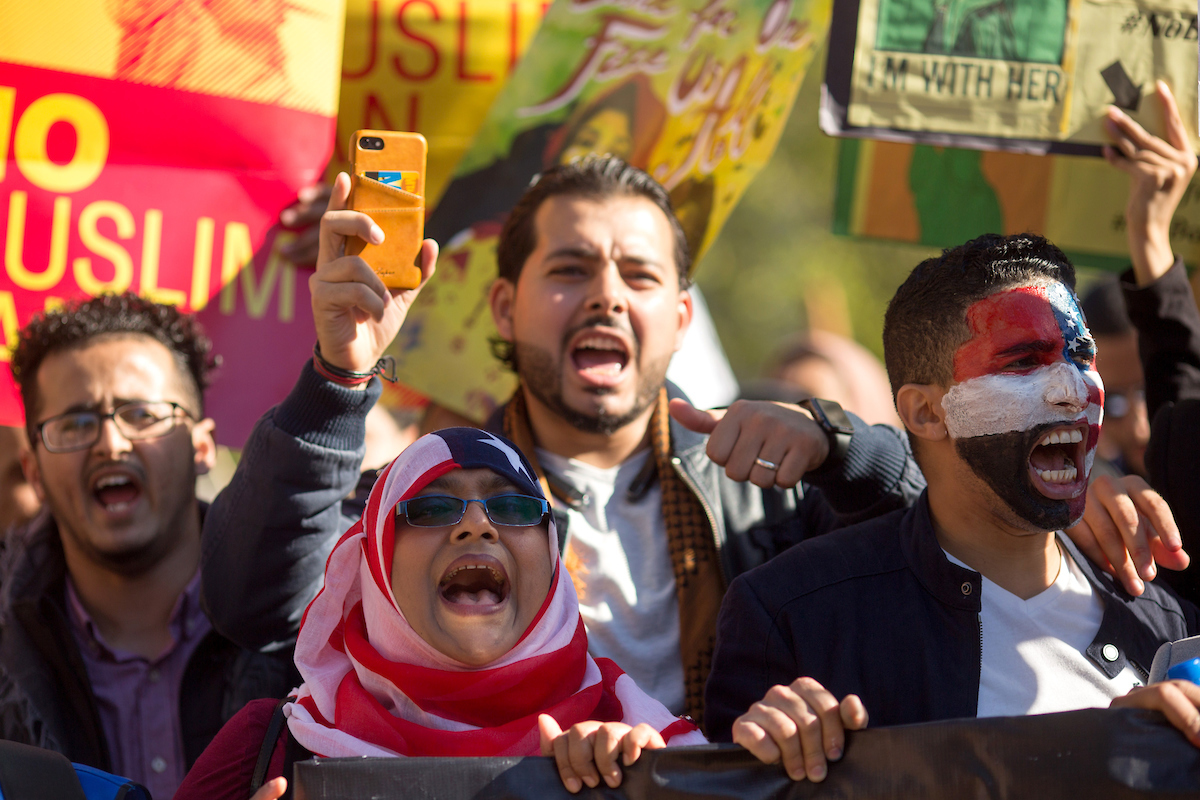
[396,494,549,528]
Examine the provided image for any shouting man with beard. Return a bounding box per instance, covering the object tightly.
[705,233,1200,783]
[201,156,925,728]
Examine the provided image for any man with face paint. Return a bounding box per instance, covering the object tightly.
[942,277,1104,532]
[704,233,1200,784]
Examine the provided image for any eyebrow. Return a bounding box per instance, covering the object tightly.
[422,473,522,495]
[52,398,157,416]
[544,246,662,269]
[995,340,1058,359]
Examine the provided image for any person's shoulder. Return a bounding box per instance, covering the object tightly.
[730,506,912,610]
[173,698,282,800]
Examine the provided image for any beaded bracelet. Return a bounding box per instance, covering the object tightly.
[312,343,397,386]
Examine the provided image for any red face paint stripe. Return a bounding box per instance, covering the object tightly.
[953,286,1062,383]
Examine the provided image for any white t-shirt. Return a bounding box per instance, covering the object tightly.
[946,538,1143,717]
[537,448,686,715]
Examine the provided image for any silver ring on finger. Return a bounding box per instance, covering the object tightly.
[754,457,778,471]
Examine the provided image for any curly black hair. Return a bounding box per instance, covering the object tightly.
[11,292,218,435]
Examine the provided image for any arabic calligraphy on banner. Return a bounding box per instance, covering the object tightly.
[395,0,831,422]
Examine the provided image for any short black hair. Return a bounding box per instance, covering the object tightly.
[11,292,217,436]
[883,233,1077,397]
[1080,278,1133,337]
[491,155,691,370]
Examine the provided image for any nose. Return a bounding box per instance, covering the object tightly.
[1042,362,1089,413]
[91,415,133,458]
[1131,394,1150,442]
[452,500,498,543]
[585,261,629,316]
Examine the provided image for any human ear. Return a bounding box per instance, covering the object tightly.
[19,448,46,504]
[489,278,517,342]
[191,418,217,475]
[673,287,694,353]
[895,384,948,443]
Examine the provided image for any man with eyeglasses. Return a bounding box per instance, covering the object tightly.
[0,293,294,799]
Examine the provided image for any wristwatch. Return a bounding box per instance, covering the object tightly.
[798,398,855,475]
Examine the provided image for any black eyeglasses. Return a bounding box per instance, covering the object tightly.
[36,401,193,453]
[396,494,549,528]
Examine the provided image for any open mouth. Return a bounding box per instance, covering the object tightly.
[1027,423,1088,496]
[438,556,510,608]
[569,330,630,384]
[89,467,143,513]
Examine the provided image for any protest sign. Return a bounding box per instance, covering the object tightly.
[833,137,1200,269]
[291,708,1200,800]
[0,0,345,442]
[821,0,1200,154]
[392,0,831,422]
[333,0,549,206]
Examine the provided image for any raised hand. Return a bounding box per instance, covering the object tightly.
[279,182,332,267]
[669,398,831,489]
[311,171,438,381]
[1065,473,1188,596]
[1103,80,1198,286]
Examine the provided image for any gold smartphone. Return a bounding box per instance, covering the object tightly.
[347,130,428,289]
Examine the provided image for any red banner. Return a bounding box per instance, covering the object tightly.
[0,59,334,443]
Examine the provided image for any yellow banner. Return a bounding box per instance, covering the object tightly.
[332,0,548,205]
[828,0,1199,150]
[393,0,831,421]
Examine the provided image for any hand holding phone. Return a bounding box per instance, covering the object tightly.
[347,130,428,289]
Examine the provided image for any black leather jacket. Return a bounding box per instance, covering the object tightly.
[706,491,1200,742]
[0,509,295,771]
[202,363,926,652]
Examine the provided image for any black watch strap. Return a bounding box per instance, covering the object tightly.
[799,397,855,476]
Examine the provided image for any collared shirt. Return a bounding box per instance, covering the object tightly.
[65,571,212,800]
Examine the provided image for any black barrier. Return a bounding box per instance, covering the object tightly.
[292,708,1200,799]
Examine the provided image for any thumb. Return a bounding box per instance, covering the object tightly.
[250,777,288,800]
[668,398,725,434]
[539,714,563,756]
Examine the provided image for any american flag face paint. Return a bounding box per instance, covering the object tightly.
[943,282,1103,443]
[942,281,1104,528]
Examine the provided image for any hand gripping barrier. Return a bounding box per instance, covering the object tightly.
[293,708,1200,799]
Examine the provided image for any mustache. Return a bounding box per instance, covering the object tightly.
[561,315,640,360]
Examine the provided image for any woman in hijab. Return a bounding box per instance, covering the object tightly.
[175,427,704,800]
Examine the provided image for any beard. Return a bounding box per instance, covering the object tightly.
[514,316,671,436]
[954,427,1087,532]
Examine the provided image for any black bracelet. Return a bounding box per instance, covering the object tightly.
[312,343,397,385]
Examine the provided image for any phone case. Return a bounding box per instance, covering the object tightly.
[347,130,427,289]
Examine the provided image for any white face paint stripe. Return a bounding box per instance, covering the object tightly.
[942,362,1097,439]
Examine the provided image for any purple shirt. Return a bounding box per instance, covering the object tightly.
[66,571,212,800]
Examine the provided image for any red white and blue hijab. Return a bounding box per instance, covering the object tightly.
[284,427,704,757]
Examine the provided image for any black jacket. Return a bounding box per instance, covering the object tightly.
[1123,260,1200,603]
[0,510,296,772]
[705,491,1200,742]
[202,362,926,652]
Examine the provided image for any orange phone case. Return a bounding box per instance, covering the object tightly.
[347,130,427,289]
